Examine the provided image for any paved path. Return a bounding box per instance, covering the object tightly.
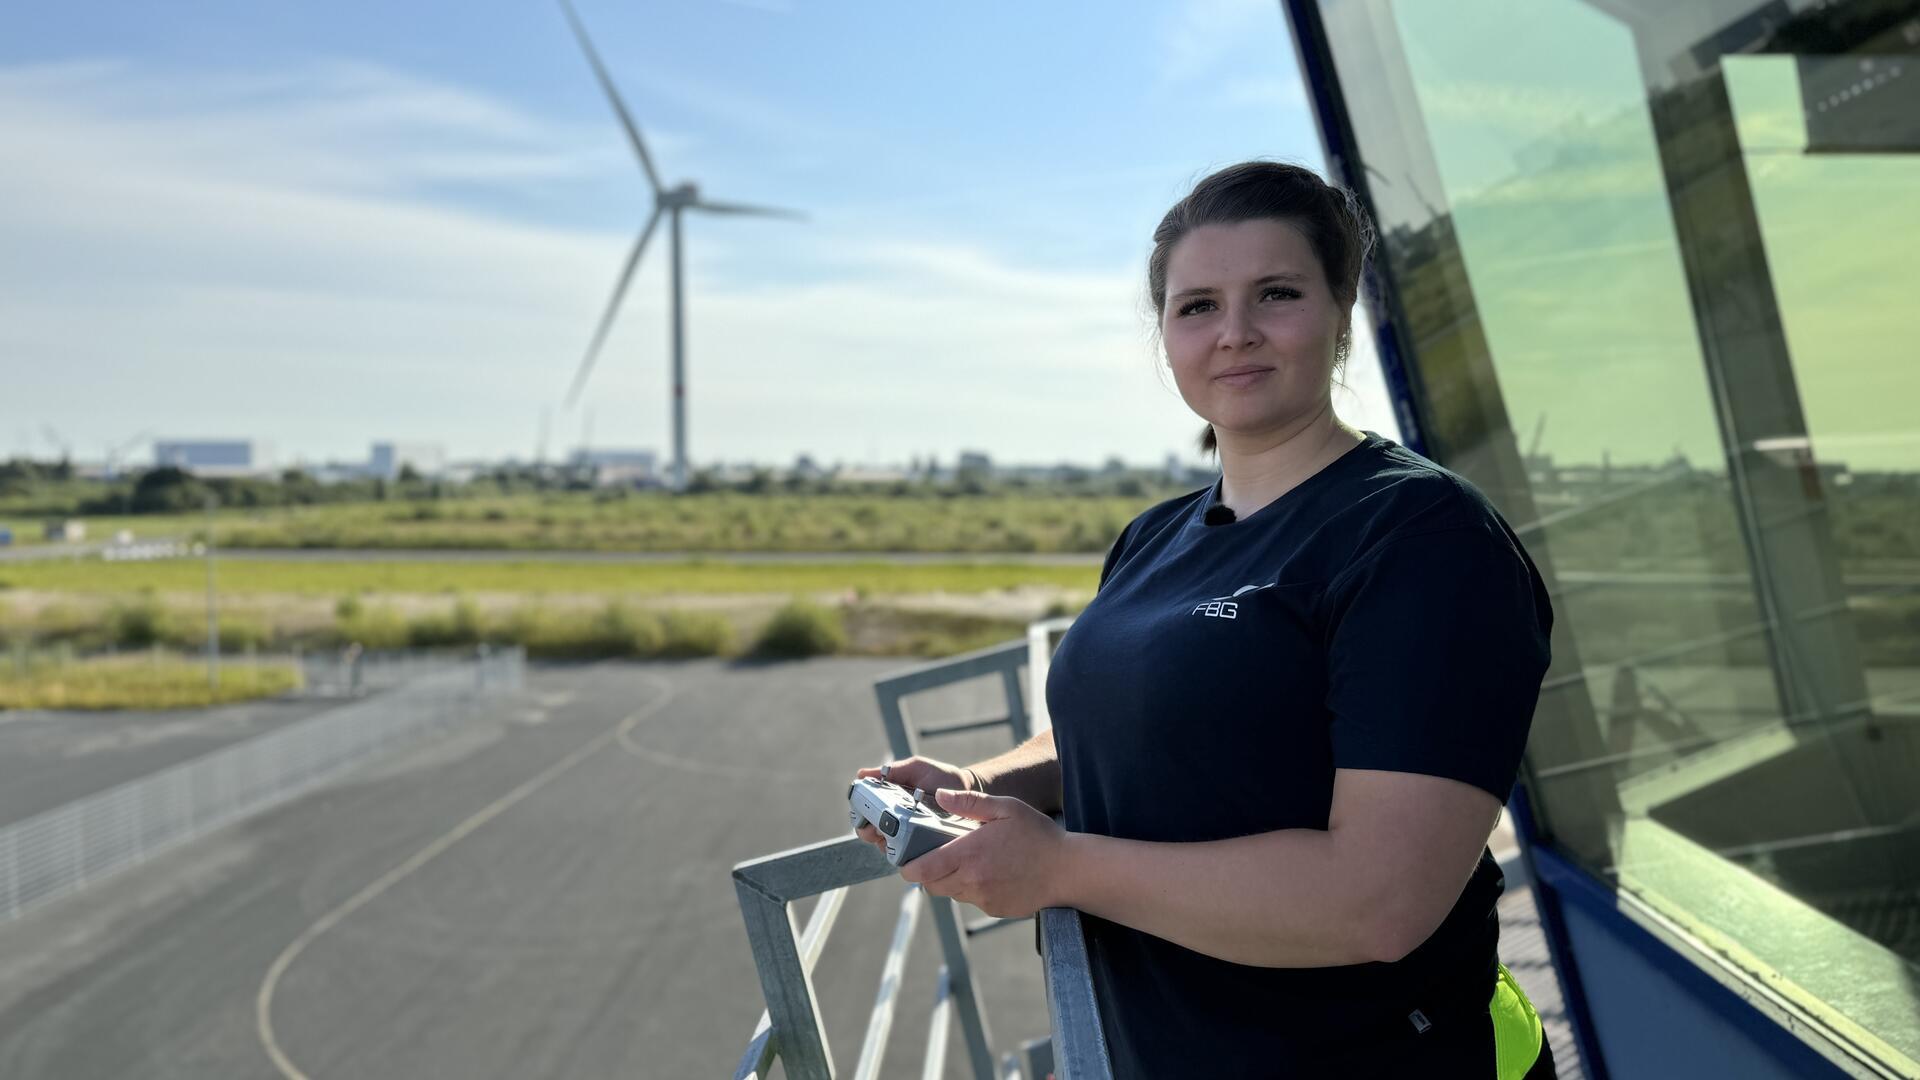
[0,659,1056,1077]
[0,659,1581,1077]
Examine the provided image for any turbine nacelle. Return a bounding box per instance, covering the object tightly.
[659,182,701,210]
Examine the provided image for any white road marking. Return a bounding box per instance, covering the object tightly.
[614,725,816,781]
[254,673,676,1080]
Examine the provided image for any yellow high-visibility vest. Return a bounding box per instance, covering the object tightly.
[1491,962,1546,1080]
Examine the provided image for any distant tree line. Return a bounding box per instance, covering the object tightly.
[0,457,1187,517]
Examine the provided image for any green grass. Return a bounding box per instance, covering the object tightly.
[0,653,302,710]
[751,599,847,658]
[840,606,1030,658]
[5,491,1154,554]
[0,585,1051,663]
[0,558,1100,597]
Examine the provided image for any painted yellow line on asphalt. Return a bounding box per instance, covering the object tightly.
[254,672,676,1080]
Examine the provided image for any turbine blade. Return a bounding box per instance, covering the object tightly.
[557,0,663,194]
[565,208,664,407]
[691,198,806,221]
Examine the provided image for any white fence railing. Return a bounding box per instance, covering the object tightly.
[0,646,524,923]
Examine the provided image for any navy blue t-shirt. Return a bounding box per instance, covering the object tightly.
[1046,430,1552,1077]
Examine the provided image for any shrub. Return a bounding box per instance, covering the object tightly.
[752,599,846,658]
[498,604,594,658]
[408,597,485,647]
[336,603,409,650]
[29,602,98,644]
[659,610,733,657]
[214,615,271,652]
[499,603,548,644]
[108,594,169,648]
[595,601,664,656]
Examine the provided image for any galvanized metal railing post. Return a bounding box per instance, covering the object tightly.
[875,686,916,762]
[999,662,1031,743]
[872,639,1033,760]
[735,630,1115,1078]
[925,892,999,1080]
[1040,907,1113,1079]
[732,836,899,1079]
[735,877,834,1077]
[851,887,923,1080]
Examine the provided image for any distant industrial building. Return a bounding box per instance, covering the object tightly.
[833,466,911,485]
[569,448,657,487]
[152,440,274,478]
[42,519,86,543]
[369,441,447,480]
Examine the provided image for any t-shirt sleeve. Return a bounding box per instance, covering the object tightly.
[1322,524,1553,801]
[1096,519,1136,593]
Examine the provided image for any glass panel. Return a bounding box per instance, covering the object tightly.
[1715,39,1920,1019]
[1313,0,1920,1068]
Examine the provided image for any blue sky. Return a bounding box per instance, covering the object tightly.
[3,0,1397,469]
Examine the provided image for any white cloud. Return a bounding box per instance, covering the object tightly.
[0,59,651,197]
[1,56,1399,468]
[0,59,1233,467]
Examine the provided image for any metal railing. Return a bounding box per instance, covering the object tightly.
[296,647,498,698]
[732,631,1113,1079]
[732,838,957,1079]
[872,637,1036,759]
[731,835,1111,1080]
[0,646,523,924]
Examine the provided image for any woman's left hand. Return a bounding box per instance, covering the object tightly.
[897,789,1068,919]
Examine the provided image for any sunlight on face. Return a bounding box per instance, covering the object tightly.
[1160,218,1348,443]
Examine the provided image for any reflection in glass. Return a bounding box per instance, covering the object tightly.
[1311,0,1920,1068]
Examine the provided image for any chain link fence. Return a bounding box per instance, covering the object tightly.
[0,646,524,923]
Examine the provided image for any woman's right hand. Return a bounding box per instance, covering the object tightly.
[851,755,974,854]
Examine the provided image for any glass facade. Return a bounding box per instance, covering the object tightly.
[1292,1,1919,1074]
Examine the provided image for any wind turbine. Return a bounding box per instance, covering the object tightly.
[557,0,803,492]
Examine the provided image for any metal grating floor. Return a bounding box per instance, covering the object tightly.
[1499,875,1590,1080]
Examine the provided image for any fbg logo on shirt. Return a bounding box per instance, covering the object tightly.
[1188,582,1277,619]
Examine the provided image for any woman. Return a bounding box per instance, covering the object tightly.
[853,161,1557,1079]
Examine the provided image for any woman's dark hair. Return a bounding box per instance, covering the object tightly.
[1147,161,1375,455]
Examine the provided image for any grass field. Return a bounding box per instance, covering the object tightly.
[0,553,1085,665]
[0,557,1100,597]
[0,653,302,709]
[1,490,1158,553]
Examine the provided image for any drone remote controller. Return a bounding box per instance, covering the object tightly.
[847,776,980,867]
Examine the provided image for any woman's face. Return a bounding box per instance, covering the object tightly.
[1160,217,1347,443]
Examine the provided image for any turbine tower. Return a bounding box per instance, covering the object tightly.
[557,0,802,492]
